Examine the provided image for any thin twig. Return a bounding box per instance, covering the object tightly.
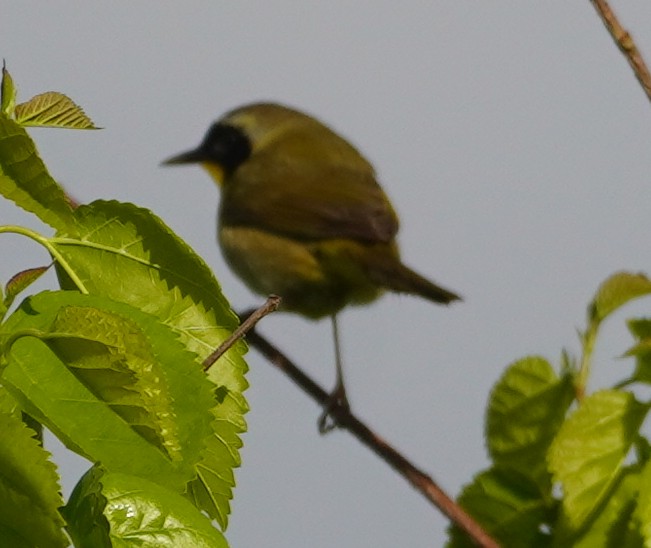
[590,0,651,103]
[242,321,499,548]
[202,295,281,371]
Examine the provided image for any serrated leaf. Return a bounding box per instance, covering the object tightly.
[1,290,216,493]
[51,199,248,527]
[4,265,49,310]
[0,409,67,548]
[548,390,647,531]
[446,468,552,547]
[49,305,183,460]
[0,116,75,230]
[185,401,245,526]
[66,467,228,548]
[589,272,651,326]
[14,92,98,129]
[104,472,229,548]
[1,62,17,117]
[487,356,574,490]
[4,335,189,490]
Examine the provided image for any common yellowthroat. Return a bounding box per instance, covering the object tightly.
[163,102,460,432]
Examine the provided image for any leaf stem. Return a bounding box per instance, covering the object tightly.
[1,328,47,361]
[576,322,599,402]
[0,225,88,293]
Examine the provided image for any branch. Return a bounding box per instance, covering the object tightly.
[240,315,499,548]
[203,295,281,371]
[590,0,651,103]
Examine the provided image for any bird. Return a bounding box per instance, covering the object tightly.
[162,102,461,432]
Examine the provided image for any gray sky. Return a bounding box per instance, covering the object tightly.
[3,3,651,546]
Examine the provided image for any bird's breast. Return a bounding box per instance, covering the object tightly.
[217,225,383,318]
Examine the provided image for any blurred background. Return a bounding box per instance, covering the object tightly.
[3,3,651,546]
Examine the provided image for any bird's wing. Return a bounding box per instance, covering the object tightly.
[221,157,399,244]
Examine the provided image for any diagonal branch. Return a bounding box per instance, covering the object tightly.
[590,0,651,103]
[241,314,499,548]
[203,295,281,371]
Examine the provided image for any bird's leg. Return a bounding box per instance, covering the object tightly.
[318,314,351,434]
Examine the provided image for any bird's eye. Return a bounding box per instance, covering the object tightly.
[202,123,252,172]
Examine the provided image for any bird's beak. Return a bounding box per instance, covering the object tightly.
[161,146,207,166]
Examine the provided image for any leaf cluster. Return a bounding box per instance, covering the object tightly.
[0,66,245,546]
[448,272,651,547]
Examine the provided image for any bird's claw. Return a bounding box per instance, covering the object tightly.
[317,387,350,434]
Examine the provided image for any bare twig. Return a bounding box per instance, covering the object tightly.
[590,0,651,103]
[242,320,499,548]
[202,295,281,371]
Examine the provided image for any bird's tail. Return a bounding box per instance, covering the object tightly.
[371,259,461,305]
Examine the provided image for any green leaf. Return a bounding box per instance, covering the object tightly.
[1,290,216,493]
[105,472,229,548]
[14,92,98,129]
[625,319,651,384]
[49,304,188,461]
[4,265,49,311]
[1,62,17,117]
[62,466,111,548]
[0,409,67,548]
[486,356,574,490]
[548,390,647,532]
[589,271,651,326]
[52,199,248,527]
[184,409,244,527]
[553,466,641,547]
[0,383,20,416]
[634,458,651,545]
[66,467,228,548]
[0,287,5,323]
[0,116,75,230]
[447,468,552,547]
[628,318,651,341]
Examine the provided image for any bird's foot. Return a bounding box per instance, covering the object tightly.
[317,385,350,434]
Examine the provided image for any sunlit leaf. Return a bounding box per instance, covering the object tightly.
[104,472,228,547]
[0,116,74,230]
[51,200,248,527]
[1,63,17,117]
[50,304,183,460]
[548,390,647,531]
[552,466,640,547]
[589,271,651,326]
[1,290,216,493]
[487,356,574,490]
[0,384,20,417]
[65,467,228,548]
[0,409,67,548]
[447,468,552,547]
[14,92,98,129]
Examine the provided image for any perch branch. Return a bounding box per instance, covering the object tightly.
[202,295,281,371]
[241,314,499,548]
